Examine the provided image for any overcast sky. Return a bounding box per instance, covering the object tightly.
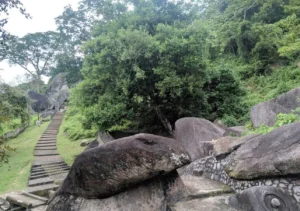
[0,0,80,85]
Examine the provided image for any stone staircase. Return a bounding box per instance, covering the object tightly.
[26,112,70,194]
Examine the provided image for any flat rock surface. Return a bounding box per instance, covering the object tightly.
[170,194,237,211]
[227,122,300,179]
[181,176,233,198]
[6,192,47,208]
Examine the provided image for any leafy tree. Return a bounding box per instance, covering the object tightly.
[50,54,83,85]
[55,5,93,54]
[72,4,244,135]
[0,82,28,163]
[0,0,30,41]
[0,32,62,92]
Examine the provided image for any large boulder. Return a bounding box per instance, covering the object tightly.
[27,73,70,117]
[28,90,52,112]
[229,186,300,211]
[213,136,237,159]
[56,133,191,199]
[46,73,69,111]
[48,171,186,211]
[227,122,300,179]
[175,118,225,161]
[250,87,300,128]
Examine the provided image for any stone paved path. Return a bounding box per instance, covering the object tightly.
[26,112,70,194]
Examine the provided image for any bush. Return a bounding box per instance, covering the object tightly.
[62,107,97,141]
[247,110,300,135]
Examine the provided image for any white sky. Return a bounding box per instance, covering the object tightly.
[0,0,81,85]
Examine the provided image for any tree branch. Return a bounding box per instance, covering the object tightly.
[244,0,257,20]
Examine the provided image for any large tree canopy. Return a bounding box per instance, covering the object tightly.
[0,31,62,92]
[72,0,244,134]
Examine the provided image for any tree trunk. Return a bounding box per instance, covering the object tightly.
[155,106,173,136]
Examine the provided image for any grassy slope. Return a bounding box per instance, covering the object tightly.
[56,116,90,166]
[0,122,49,194]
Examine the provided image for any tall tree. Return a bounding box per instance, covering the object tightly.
[0,31,62,92]
[73,0,244,134]
[0,0,30,40]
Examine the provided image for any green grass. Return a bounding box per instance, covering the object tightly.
[0,121,50,194]
[56,116,92,166]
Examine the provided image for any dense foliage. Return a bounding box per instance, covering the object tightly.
[0,82,28,163]
[3,0,300,137]
[69,0,245,134]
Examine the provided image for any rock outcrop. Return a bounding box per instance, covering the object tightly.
[48,171,185,211]
[227,122,300,180]
[175,118,225,161]
[48,133,191,211]
[213,136,237,159]
[182,122,300,204]
[250,87,300,127]
[28,73,70,118]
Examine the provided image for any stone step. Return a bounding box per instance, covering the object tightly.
[31,166,70,175]
[38,138,56,141]
[40,137,56,139]
[169,194,237,211]
[30,172,68,181]
[35,147,57,150]
[38,139,56,143]
[36,144,56,147]
[37,141,56,145]
[28,177,54,187]
[32,162,69,169]
[36,143,56,146]
[34,150,59,156]
[31,164,69,172]
[30,169,69,178]
[6,192,48,209]
[43,130,58,133]
[26,184,59,194]
[37,141,56,143]
[32,161,65,168]
[29,174,49,180]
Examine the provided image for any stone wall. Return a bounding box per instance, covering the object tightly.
[2,123,29,140]
[185,154,300,202]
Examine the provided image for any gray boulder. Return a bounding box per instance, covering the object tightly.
[175,118,225,161]
[229,186,300,211]
[227,122,300,179]
[213,136,237,159]
[27,73,70,118]
[84,139,100,151]
[56,133,190,199]
[250,87,300,128]
[46,73,69,111]
[28,90,52,112]
[48,171,186,211]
